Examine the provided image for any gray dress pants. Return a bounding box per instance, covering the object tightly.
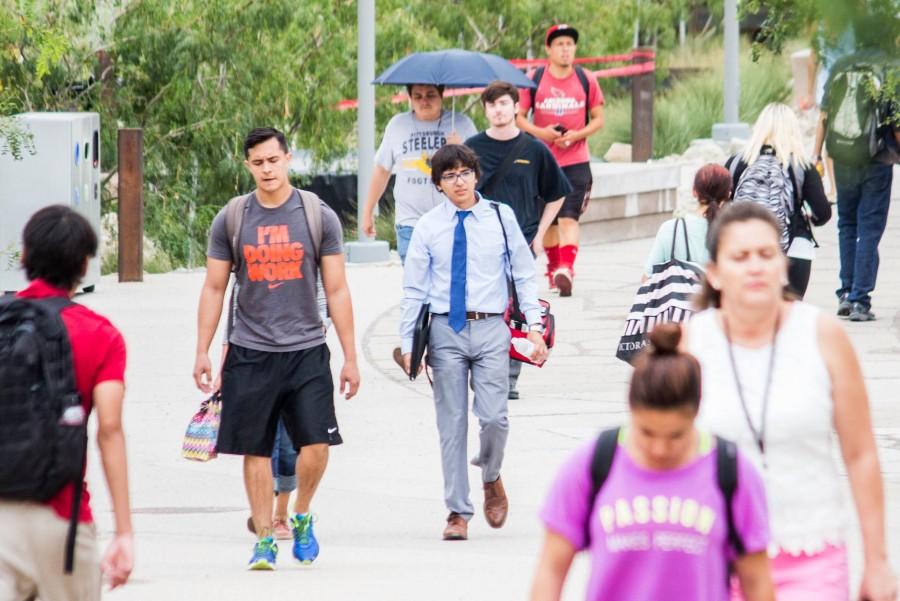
[427,315,510,519]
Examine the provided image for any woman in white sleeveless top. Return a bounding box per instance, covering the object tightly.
[685,203,896,601]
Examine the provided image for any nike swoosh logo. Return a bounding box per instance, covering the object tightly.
[327,427,338,434]
[268,282,284,290]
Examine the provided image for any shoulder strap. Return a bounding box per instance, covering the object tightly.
[670,218,692,263]
[727,155,742,183]
[298,189,328,321]
[224,193,251,274]
[574,65,591,126]
[788,163,806,206]
[65,437,87,573]
[528,67,545,118]
[296,188,324,263]
[479,134,531,198]
[585,427,621,547]
[715,435,745,556]
[490,202,520,314]
[34,295,74,314]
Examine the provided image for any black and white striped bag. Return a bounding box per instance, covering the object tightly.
[616,218,704,364]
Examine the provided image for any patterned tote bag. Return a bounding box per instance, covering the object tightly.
[616,218,704,364]
[182,392,222,462]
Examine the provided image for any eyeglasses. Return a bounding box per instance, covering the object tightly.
[440,169,475,184]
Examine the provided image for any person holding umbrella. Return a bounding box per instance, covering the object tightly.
[365,49,537,372]
[360,84,476,264]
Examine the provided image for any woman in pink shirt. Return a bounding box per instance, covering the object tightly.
[530,324,774,601]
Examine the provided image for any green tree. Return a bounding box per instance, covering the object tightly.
[744,0,898,59]
[0,0,102,158]
[743,0,899,124]
[104,0,359,265]
[0,109,34,160]
[1,0,729,266]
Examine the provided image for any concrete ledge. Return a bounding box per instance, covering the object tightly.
[581,161,684,243]
[345,240,390,263]
[589,162,681,197]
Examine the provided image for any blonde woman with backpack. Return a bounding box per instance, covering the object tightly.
[725,103,831,299]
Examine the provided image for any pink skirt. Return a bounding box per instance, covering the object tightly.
[731,544,849,601]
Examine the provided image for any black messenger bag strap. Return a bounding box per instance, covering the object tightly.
[480,134,531,199]
[490,202,520,314]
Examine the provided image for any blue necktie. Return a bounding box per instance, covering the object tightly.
[449,210,471,333]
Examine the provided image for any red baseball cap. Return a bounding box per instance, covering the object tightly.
[545,24,579,46]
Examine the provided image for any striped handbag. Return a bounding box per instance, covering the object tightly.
[616,218,703,364]
[182,393,221,462]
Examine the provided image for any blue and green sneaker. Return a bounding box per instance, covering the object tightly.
[290,513,319,564]
[248,536,278,570]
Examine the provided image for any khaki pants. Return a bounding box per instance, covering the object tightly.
[0,501,100,601]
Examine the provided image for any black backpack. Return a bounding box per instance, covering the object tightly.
[0,295,88,573]
[585,427,745,557]
[531,65,592,127]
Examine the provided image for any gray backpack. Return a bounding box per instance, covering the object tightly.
[730,152,804,251]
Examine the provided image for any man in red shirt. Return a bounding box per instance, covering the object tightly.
[518,24,605,296]
[0,206,133,600]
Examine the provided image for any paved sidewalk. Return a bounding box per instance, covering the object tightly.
[78,197,899,600]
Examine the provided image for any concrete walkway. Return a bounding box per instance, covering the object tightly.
[78,197,900,600]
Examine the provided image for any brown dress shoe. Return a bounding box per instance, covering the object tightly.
[442,512,468,540]
[483,476,509,528]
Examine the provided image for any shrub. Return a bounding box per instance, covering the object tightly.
[341,206,397,251]
[591,42,792,159]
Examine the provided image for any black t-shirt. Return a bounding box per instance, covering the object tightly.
[465,131,572,242]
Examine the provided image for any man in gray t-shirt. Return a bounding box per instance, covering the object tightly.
[193,127,360,571]
[360,84,477,264]
[207,189,342,351]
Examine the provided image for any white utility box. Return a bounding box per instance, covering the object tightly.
[0,112,101,293]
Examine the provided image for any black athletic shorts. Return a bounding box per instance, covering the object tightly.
[218,343,342,457]
[555,162,594,222]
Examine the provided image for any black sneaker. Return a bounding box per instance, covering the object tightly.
[836,296,852,318]
[848,302,875,322]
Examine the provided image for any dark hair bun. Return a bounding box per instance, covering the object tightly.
[648,323,682,356]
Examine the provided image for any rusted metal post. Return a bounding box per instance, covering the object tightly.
[631,48,655,162]
[118,128,143,282]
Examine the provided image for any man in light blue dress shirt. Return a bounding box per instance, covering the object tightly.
[399,144,548,541]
